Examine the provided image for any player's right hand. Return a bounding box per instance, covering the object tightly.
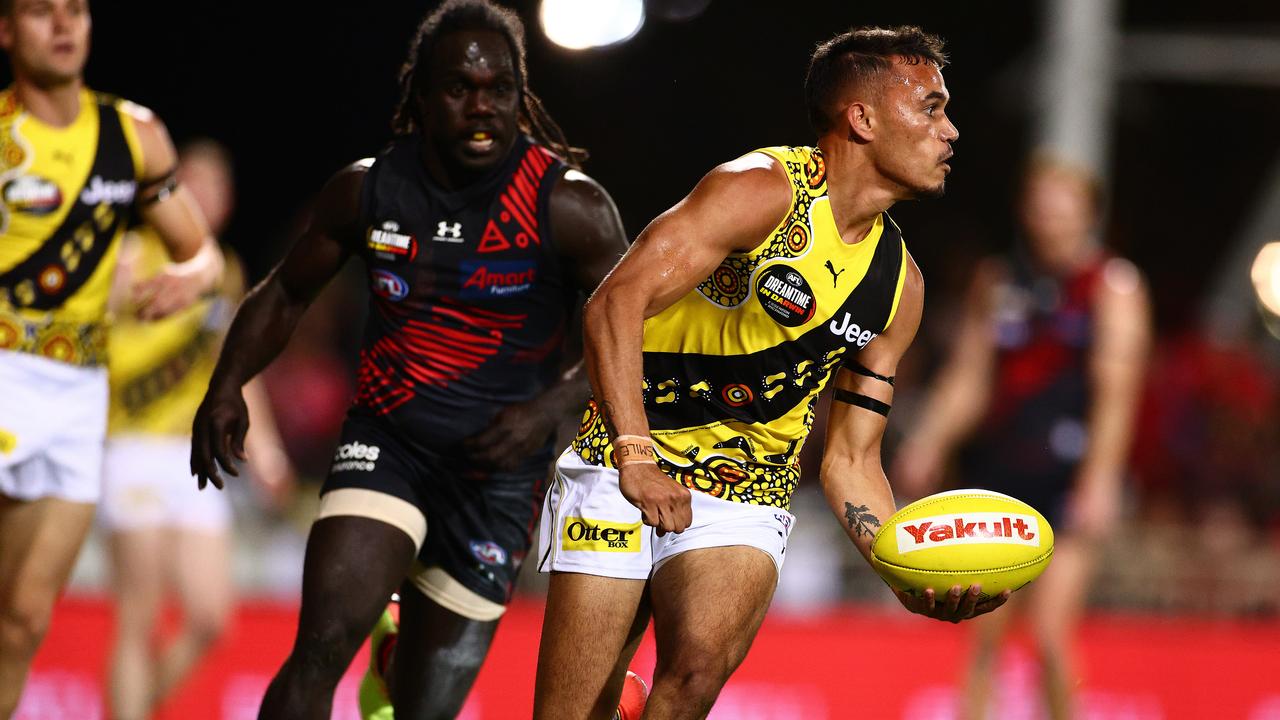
[894,584,1010,624]
[619,463,692,536]
[191,383,249,491]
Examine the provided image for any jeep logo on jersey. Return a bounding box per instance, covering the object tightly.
[3,175,62,215]
[370,269,409,302]
[562,517,642,552]
[433,221,464,243]
[829,313,880,348]
[79,175,136,206]
[755,264,816,327]
[460,260,536,298]
[330,441,381,473]
[896,512,1041,554]
[367,220,418,261]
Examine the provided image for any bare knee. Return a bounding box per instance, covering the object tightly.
[0,601,52,660]
[655,652,732,710]
[183,603,230,650]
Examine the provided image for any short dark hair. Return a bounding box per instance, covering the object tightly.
[805,26,949,135]
[392,0,584,167]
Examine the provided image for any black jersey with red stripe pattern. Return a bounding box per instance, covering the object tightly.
[961,251,1110,524]
[353,134,571,450]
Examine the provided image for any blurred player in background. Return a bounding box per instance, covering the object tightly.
[101,140,294,720]
[190,1,631,718]
[893,155,1151,719]
[0,1,223,716]
[534,26,1006,720]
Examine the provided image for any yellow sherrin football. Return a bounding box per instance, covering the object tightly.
[871,489,1054,600]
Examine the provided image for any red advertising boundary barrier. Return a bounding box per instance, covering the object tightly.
[19,595,1280,719]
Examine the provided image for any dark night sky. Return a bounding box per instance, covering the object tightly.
[8,0,1280,331]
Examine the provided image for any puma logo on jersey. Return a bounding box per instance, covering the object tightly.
[829,313,879,347]
[824,260,845,287]
[433,221,464,243]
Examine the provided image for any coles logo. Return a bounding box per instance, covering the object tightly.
[460,259,536,299]
[469,540,508,566]
[561,517,642,553]
[896,512,1040,555]
[330,441,381,473]
[3,175,62,214]
[371,269,409,302]
[755,264,816,327]
[828,312,879,348]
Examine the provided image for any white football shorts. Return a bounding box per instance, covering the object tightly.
[538,447,795,580]
[99,435,231,533]
[0,350,107,504]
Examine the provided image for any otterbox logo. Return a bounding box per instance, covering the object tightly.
[561,517,642,553]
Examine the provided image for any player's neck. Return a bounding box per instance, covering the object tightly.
[820,142,897,245]
[14,75,83,127]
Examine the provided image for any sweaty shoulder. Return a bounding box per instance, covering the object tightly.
[309,160,372,249]
[685,151,791,253]
[114,99,173,180]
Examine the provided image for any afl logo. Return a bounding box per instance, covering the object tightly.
[3,175,62,215]
[755,264,816,327]
[371,269,409,301]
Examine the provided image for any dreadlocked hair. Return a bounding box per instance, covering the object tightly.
[392,0,586,169]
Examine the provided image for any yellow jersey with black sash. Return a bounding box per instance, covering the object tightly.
[107,232,241,436]
[572,146,909,510]
[0,87,145,366]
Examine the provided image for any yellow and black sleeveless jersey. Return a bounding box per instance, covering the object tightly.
[0,87,146,366]
[572,146,909,510]
[107,233,242,437]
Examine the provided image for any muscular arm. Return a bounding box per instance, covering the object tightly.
[126,106,224,319]
[892,258,1001,499]
[821,257,1008,621]
[1070,259,1151,539]
[582,153,791,531]
[191,163,366,488]
[820,256,925,564]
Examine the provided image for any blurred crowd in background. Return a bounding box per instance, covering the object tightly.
[56,0,1280,621]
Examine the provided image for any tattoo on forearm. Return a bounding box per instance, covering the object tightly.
[845,502,881,538]
[601,400,620,438]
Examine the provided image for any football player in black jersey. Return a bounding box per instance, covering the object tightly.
[191,1,628,718]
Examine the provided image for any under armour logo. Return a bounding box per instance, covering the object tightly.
[433,221,463,243]
[824,260,846,288]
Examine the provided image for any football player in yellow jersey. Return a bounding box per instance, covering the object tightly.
[0,1,223,716]
[101,140,294,720]
[534,27,1007,719]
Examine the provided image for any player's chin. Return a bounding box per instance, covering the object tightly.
[910,180,947,200]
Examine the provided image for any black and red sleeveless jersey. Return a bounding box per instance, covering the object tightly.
[352,134,572,450]
[962,251,1111,520]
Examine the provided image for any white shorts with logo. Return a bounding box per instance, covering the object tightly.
[99,435,231,533]
[538,448,795,580]
[0,350,108,504]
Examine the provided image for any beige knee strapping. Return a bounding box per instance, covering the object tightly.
[316,488,427,551]
[409,562,506,622]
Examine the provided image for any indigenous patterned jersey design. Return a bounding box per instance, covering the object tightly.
[107,232,241,436]
[572,146,909,510]
[354,134,571,449]
[0,88,144,366]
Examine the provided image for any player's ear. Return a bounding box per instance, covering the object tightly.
[845,101,875,143]
[0,18,13,51]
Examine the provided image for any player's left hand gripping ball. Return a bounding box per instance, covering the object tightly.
[871,489,1054,614]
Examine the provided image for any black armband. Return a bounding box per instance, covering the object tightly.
[845,361,895,386]
[137,170,179,206]
[834,388,891,416]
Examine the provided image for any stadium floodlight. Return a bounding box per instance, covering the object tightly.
[1251,242,1280,317]
[540,0,645,50]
